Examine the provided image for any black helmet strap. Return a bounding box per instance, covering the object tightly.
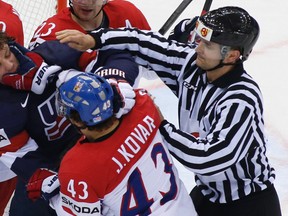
[205,45,242,72]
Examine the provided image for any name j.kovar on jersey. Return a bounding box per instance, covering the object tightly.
[112,115,156,174]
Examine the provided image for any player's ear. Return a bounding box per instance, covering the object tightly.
[224,49,241,64]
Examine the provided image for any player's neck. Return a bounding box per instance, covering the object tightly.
[85,118,120,141]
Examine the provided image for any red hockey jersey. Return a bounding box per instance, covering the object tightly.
[53,90,196,215]
[29,0,150,49]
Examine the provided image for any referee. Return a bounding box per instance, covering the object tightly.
[56,6,282,216]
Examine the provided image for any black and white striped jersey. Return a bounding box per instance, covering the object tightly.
[91,28,276,203]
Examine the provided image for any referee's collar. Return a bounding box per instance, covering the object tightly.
[209,63,246,88]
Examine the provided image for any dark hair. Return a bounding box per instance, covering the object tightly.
[0,32,15,50]
[69,109,116,132]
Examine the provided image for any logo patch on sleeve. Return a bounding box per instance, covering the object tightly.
[0,129,11,148]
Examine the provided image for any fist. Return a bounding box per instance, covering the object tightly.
[2,52,61,94]
[26,168,60,201]
[109,79,136,118]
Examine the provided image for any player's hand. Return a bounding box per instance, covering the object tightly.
[168,16,199,43]
[56,69,85,88]
[26,168,60,202]
[2,52,61,94]
[108,79,136,118]
[56,29,96,51]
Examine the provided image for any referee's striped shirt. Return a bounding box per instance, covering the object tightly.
[91,28,276,203]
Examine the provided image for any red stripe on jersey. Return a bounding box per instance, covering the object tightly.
[78,51,98,71]
[0,130,29,155]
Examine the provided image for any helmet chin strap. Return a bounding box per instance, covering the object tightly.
[205,59,242,71]
[205,60,226,71]
[70,4,105,23]
[92,5,104,20]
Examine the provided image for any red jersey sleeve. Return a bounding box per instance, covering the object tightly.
[0,130,29,156]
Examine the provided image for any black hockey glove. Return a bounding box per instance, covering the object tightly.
[168,16,199,43]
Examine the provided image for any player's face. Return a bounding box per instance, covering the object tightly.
[73,0,103,5]
[72,0,103,21]
[195,38,223,70]
[0,44,19,81]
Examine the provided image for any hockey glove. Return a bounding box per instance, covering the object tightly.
[2,52,62,94]
[56,69,84,88]
[168,16,199,43]
[26,168,60,202]
[109,79,136,119]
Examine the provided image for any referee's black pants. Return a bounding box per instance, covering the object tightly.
[190,185,282,216]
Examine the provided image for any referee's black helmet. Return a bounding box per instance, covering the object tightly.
[195,6,260,61]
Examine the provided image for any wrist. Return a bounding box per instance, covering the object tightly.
[88,31,101,50]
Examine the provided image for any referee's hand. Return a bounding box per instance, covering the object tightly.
[56,29,95,51]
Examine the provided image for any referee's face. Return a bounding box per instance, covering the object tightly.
[195,39,222,70]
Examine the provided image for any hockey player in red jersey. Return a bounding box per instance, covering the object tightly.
[26,71,197,215]
[29,0,150,50]
[0,0,24,46]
